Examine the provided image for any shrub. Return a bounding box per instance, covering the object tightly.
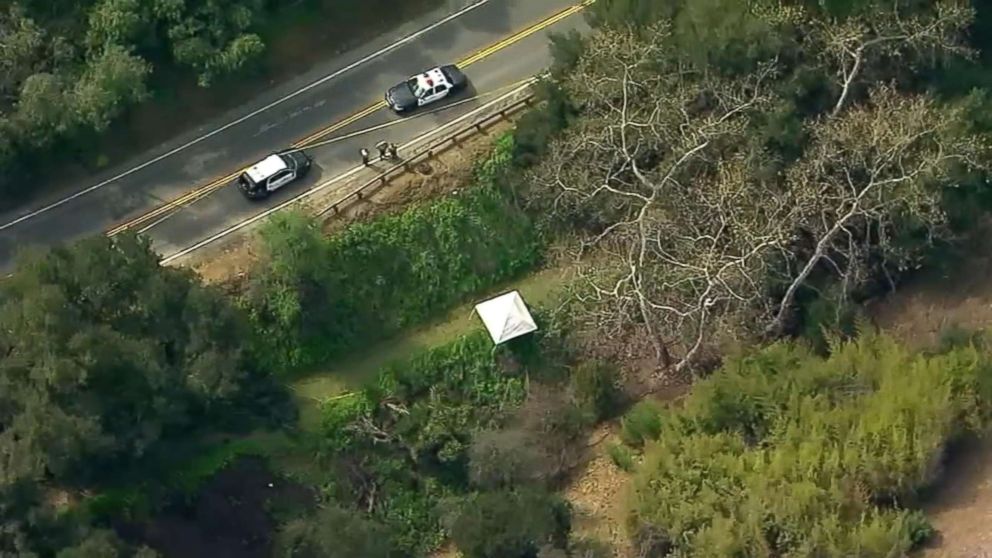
[570,361,621,421]
[797,285,858,353]
[274,505,396,558]
[315,329,557,555]
[902,509,936,548]
[606,443,635,472]
[468,428,552,490]
[446,489,571,558]
[627,332,992,557]
[620,400,664,448]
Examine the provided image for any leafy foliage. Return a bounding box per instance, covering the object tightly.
[0,234,280,488]
[274,505,397,558]
[314,330,535,554]
[619,400,664,448]
[569,361,621,421]
[606,443,635,472]
[0,233,285,556]
[55,530,157,558]
[247,137,542,373]
[0,0,275,199]
[627,332,992,557]
[445,489,571,558]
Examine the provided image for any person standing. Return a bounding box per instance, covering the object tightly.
[388,142,399,160]
[360,147,370,166]
[375,140,389,160]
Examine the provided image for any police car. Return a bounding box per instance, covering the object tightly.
[385,64,468,113]
[236,150,312,200]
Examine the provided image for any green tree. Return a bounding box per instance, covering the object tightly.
[275,506,396,558]
[447,490,571,558]
[55,530,157,558]
[164,0,265,86]
[13,72,72,146]
[71,44,150,131]
[0,233,275,487]
[85,0,147,48]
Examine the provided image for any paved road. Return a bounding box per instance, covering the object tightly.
[0,0,588,270]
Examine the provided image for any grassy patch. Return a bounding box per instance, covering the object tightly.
[290,263,575,429]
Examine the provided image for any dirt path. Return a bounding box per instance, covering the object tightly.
[915,440,992,558]
[869,227,992,557]
[563,425,634,557]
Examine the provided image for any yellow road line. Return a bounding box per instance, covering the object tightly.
[457,2,586,67]
[292,101,385,148]
[106,171,240,236]
[294,3,583,149]
[108,1,590,237]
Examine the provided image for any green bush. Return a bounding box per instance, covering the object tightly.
[606,443,635,472]
[315,329,554,555]
[446,489,572,558]
[797,285,859,353]
[570,361,621,421]
[274,505,397,558]
[246,137,543,373]
[620,400,664,448]
[627,332,992,557]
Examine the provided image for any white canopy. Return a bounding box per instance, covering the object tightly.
[474,290,538,345]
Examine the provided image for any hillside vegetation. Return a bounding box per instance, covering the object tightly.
[5,0,992,556]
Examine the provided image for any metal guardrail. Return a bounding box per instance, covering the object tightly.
[316,93,536,217]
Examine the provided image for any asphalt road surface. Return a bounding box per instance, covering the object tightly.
[0,0,589,271]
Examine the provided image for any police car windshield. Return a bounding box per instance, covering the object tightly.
[405,77,427,97]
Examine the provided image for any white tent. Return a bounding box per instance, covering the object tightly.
[474,290,538,345]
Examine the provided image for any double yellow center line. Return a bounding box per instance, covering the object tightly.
[107,0,591,237]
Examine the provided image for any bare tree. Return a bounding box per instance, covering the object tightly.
[531,25,788,374]
[816,0,973,116]
[768,86,988,334]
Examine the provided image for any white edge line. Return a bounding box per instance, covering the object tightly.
[160,80,535,265]
[135,80,530,235]
[0,0,494,232]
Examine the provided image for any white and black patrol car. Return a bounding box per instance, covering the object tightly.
[385,64,468,113]
[236,150,312,200]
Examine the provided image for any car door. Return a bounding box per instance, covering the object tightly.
[432,83,449,102]
[267,169,295,192]
[419,84,449,106]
